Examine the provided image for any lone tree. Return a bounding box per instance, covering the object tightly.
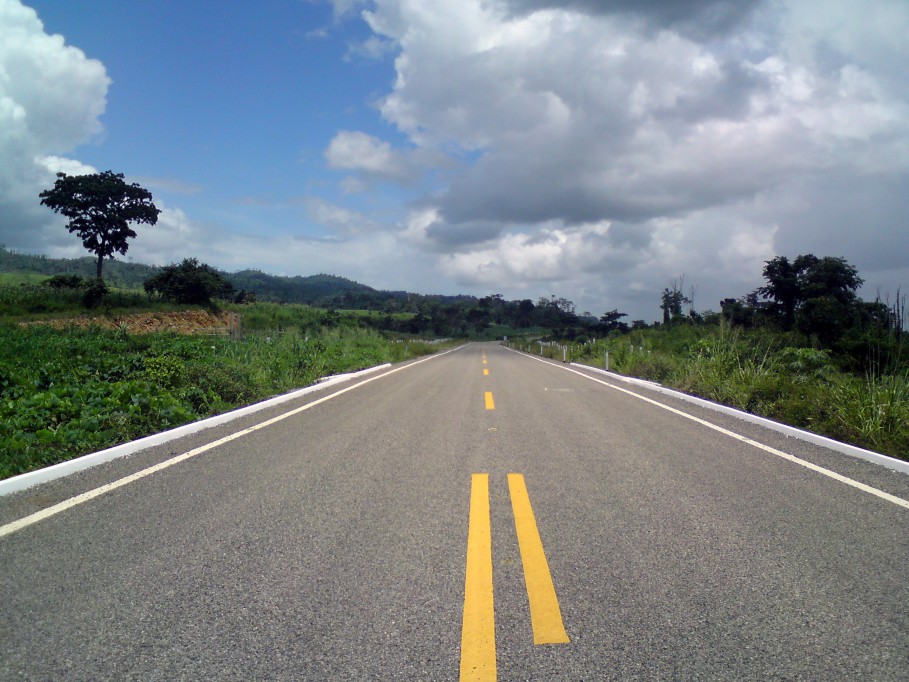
[39,170,161,279]
[660,287,690,324]
[599,309,628,333]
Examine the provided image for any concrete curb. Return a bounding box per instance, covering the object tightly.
[570,362,909,475]
[0,364,392,496]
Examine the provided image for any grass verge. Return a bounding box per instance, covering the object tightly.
[511,326,909,462]
[0,321,446,480]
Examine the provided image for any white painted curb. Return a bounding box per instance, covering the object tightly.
[571,362,909,475]
[0,364,392,496]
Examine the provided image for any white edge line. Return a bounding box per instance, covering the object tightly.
[505,348,909,510]
[0,346,466,537]
[0,364,394,497]
[569,362,909,476]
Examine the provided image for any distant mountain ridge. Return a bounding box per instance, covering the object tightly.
[0,247,470,310]
[0,247,160,288]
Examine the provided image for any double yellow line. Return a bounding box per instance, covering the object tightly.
[460,473,569,681]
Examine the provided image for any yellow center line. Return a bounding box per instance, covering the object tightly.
[483,368,489,376]
[461,474,496,681]
[484,391,495,410]
[507,473,570,645]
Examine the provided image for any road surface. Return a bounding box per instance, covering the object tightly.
[2,342,908,680]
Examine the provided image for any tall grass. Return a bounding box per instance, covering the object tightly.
[830,372,909,454]
[527,323,909,461]
[0,282,174,322]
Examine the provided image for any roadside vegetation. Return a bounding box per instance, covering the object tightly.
[2,241,905,476]
[509,255,907,462]
[0,291,447,480]
[512,323,907,461]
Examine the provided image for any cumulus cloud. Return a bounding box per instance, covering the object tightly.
[326,0,371,21]
[344,35,396,61]
[344,0,909,317]
[304,197,381,235]
[0,0,109,253]
[132,208,432,293]
[504,0,761,39]
[3,0,907,322]
[325,129,419,186]
[440,221,638,285]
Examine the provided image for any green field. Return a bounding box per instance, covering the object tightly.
[0,281,452,480]
[0,272,50,286]
[338,308,416,321]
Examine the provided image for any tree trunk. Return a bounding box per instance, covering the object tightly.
[96,252,103,279]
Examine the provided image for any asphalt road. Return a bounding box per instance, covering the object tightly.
[2,342,908,680]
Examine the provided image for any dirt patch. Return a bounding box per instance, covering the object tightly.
[24,310,240,335]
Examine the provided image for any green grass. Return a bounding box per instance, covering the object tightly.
[0,273,50,286]
[337,308,417,321]
[227,301,330,333]
[511,324,909,461]
[0,281,182,323]
[0,321,443,480]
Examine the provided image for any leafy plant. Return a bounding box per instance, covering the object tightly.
[561,321,908,461]
[43,274,84,289]
[144,258,234,305]
[82,278,109,308]
[0,315,447,480]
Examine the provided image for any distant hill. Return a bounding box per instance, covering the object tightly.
[0,247,160,289]
[225,269,397,307]
[0,247,471,311]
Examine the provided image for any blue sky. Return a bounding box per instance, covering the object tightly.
[27,1,407,239]
[2,0,908,321]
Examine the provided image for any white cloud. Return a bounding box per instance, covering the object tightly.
[0,0,109,253]
[2,0,907,323]
[124,205,199,266]
[325,129,418,185]
[132,176,203,196]
[325,0,371,21]
[304,197,381,235]
[336,0,909,318]
[344,35,396,61]
[440,222,613,286]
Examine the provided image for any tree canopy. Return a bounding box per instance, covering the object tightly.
[39,171,160,279]
[144,258,235,305]
[757,255,865,344]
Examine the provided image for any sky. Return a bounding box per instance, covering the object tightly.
[1,0,907,322]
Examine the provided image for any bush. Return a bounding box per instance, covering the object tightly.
[144,257,234,305]
[82,278,109,308]
[43,274,84,289]
[624,352,678,383]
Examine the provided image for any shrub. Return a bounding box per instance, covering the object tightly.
[82,278,109,308]
[565,321,908,461]
[144,257,234,305]
[44,274,84,289]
